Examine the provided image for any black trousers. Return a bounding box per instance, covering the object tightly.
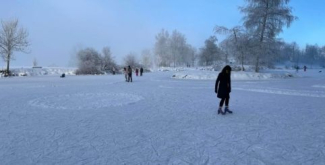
[219,97,229,107]
[128,74,132,82]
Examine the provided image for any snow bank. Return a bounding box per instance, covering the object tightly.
[2,67,76,77]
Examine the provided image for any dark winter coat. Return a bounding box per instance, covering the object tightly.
[215,66,231,98]
[128,67,132,75]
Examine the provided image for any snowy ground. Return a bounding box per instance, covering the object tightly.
[0,69,325,164]
[172,68,303,80]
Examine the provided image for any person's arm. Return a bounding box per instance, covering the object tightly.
[229,76,231,93]
[215,74,220,93]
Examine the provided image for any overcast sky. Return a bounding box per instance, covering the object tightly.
[1,0,324,67]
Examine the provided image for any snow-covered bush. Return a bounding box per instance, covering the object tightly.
[76,48,103,75]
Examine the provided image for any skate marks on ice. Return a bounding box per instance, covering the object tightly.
[312,84,325,89]
[25,81,120,89]
[159,85,211,89]
[28,93,144,110]
[234,87,325,98]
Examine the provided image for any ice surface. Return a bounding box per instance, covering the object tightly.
[0,69,324,164]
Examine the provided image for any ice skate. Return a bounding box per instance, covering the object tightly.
[224,107,233,114]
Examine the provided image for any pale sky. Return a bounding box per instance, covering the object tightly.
[1,0,324,67]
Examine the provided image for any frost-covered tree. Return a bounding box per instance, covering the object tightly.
[101,47,118,73]
[76,48,102,75]
[141,49,152,69]
[154,29,196,67]
[186,45,197,67]
[290,42,300,65]
[240,0,297,72]
[278,42,300,66]
[320,46,325,68]
[304,44,319,69]
[170,30,187,67]
[154,29,171,67]
[0,19,30,75]
[199,36,220,66]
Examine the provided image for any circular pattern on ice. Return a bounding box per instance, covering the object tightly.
[29,93,143,110]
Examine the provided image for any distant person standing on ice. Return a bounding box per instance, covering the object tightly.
[123,67,128,81]
[127,66,133,82]
[140,67,143,76]
[135,68,139,76]
[295,66,299,73]
[112,67,116,75]
[215,65,233,115]
[304,65,307,72]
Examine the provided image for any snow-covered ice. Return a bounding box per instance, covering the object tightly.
[0,69,325,164]
[172,69,298,80]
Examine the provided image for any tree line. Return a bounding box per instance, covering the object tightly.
[153,0,325,71]
[1,0,325,75]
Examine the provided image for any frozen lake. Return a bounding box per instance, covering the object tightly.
[0,70,325,164]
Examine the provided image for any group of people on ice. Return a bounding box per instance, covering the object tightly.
[295,65,308,72]
[123,66,144,82]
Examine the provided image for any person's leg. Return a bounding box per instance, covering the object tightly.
[224,97,232,113]
[225,97,229,107]
[218,98,225,114]
[219,98,225,107]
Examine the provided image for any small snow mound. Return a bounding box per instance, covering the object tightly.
[9,67,76,77]
[29,93,143,110]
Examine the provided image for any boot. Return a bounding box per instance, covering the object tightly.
[224,107,233,114]
[218,107,225,115]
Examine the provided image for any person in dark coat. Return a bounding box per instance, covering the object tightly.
[135,68,139,76]
[215,65,232,115]
[140,67,143,76]
[127,66,132,82]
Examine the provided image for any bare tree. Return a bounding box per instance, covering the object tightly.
[240,0,297,72]
[0,19,30,75]
[215,26,252,70]
[124,52,139,67]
